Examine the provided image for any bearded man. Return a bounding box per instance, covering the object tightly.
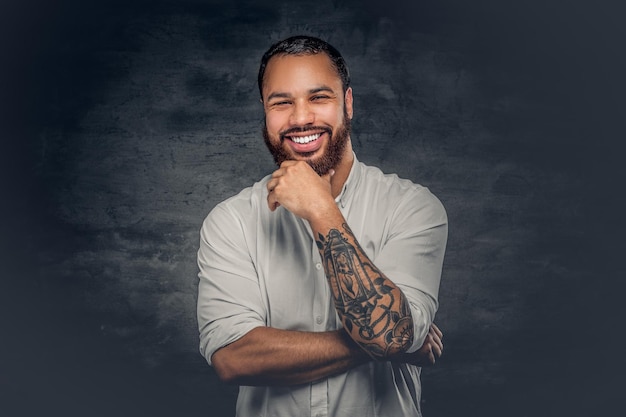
[197,35,448,417]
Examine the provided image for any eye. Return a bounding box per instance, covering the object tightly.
[270,100,291,108]
[311,95,330,102]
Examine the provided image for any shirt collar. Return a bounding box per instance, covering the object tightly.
[335,152,361,208]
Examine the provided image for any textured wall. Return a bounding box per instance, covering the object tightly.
[2,0,624,416]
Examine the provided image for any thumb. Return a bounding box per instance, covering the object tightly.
[322,168,335,182]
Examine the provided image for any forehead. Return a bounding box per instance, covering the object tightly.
[262,53,342,97]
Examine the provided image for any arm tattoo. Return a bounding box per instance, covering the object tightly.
[316,223,413,357]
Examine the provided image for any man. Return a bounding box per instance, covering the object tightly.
[197,35,448,416]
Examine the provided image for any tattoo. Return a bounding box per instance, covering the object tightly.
[316,224,413,357]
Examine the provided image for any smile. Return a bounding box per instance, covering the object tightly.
[290,133,321,144]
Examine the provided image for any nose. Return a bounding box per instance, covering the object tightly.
[289,99,314,126]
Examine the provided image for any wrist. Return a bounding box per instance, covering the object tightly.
[306,200,342,231]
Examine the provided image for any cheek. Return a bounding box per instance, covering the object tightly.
[265,113,285,137]
[322,105,345,126]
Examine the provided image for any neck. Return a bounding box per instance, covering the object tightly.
[330,139,354,198]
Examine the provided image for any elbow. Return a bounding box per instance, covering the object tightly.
[211,349,242,385]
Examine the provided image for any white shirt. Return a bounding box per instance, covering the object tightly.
[197,155,448,417]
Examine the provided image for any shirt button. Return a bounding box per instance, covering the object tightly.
[316,316,323,324]
[315,263,322,270]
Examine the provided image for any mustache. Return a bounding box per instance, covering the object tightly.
[279,125,332,141]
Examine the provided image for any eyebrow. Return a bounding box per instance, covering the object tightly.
[266,85,337,102]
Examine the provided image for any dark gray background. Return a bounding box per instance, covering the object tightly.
[1,0,624,416]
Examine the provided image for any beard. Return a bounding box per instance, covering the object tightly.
[262,109,352,176]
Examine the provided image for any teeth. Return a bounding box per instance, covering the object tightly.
[291,133,321,144]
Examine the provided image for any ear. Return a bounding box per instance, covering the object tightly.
[344,87,354,119]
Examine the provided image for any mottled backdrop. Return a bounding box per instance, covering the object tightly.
[1,0,624,416]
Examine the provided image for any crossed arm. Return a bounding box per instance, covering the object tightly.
[314,221,415,358]
[211,323,444,386]
[205,161,445,386]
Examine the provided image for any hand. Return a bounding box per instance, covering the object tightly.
[266,161,337,221]
[391,323,444,367]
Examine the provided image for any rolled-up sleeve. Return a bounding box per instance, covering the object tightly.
[374,187,448,353]
[197,203,266,365]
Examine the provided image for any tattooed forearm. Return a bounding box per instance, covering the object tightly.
[316,223,413,358]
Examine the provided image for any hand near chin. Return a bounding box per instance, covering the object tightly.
[266,160,336,221]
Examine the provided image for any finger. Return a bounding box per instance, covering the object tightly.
[429,326,441,344]
[418,336,434,362]
[273,160,299,178]
[268,201,281,211]
[431,339,443,358]
[430,323,442,338]
[271,167,286,179]
[431,323,443,339]
[422,332,441,359]
[267,176,278,192]
[429,328,443,355]
[267,189,280,212]
[426,348,436,365]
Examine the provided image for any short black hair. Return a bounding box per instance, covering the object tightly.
[257,35,350,99]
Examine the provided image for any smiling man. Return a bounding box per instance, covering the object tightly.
[197,36,448,417]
